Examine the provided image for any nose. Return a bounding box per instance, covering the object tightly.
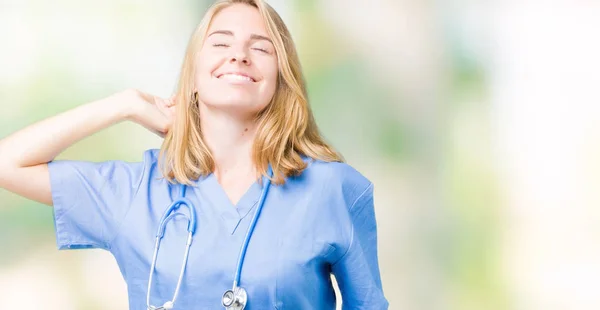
[229,50,251,66]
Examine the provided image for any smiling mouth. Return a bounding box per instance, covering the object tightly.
[215,73,257,83]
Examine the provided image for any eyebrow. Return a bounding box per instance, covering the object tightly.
[208,30,273,44]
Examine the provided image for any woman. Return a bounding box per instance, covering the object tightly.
[0,0,388,309]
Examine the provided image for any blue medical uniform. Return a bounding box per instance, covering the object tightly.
[49,149,388,309]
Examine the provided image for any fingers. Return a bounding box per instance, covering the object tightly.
[142,99,172,133]
[131,90,173,138]
[166,95,177,107]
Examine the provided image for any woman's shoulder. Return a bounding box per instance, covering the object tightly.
[303,158,369,182]
[296,158,372,201]
[135,148,162,169]
[136,150,373,195]
[144,148,161,161]
[131,148,160,168]
[129,148,162,179]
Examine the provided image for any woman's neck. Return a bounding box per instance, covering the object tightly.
[199,105,257,180]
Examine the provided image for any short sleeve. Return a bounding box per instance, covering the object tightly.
[332,183,389,309]
[48,156,146,251]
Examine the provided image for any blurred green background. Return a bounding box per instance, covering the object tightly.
[2,0,600,309]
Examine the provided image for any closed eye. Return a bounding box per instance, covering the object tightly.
[213,43,229,47]
[252,47,269,54]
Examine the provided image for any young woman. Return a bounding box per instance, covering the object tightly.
[0,0,388,309]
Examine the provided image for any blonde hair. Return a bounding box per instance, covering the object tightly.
[160,0,342,185]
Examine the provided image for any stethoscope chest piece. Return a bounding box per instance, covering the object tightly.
[222,286,247,310]
[148,167,272,310]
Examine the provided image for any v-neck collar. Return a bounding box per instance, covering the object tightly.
[192,173,262,234]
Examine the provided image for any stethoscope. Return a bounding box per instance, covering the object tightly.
[146,168,273,310]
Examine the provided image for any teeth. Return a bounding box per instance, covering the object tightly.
[220,74,253,82]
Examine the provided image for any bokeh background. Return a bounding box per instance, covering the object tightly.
[1,0,600,309]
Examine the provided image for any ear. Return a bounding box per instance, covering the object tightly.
[192,91,199,106]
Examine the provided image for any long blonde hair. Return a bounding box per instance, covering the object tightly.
[160,0,342,185]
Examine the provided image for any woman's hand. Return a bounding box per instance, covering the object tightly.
[0,88,176,206]
[126,89,177,137]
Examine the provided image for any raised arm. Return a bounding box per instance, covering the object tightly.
[0,89,174,206]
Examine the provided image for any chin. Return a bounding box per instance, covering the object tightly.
[204,99,265,115]
[197,87,270,115]
[208,100,252,108]
[208,92,253,106]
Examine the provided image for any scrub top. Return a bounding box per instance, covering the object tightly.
[49,149,388,309]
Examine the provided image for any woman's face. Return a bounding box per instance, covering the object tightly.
[194,4,279,117]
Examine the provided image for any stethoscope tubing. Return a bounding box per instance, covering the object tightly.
[232,170,272,288]
[147,185,197,310]
[147,166,273,310]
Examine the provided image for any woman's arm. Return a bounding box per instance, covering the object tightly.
[332,183,389,309]
[0,89,174,206]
